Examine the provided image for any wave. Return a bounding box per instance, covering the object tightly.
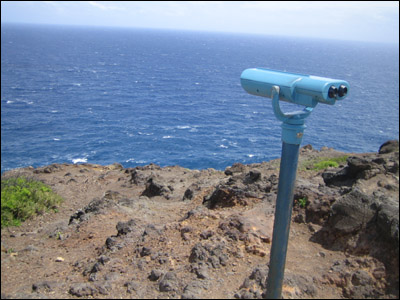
[72,157,88,164]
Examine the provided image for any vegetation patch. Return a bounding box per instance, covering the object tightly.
[301,155,348,171]
[1,176,63,228]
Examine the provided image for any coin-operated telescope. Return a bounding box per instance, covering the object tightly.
[240,68,349,299]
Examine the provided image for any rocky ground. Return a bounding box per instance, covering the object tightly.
[1,140,399,299]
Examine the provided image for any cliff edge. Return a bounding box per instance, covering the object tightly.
[1,141,398,299]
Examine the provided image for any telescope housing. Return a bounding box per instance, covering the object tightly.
[240,68,349,107]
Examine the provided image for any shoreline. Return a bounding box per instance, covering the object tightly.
[1,140,398,299]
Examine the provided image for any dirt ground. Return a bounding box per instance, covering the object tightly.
[1,144,399,299]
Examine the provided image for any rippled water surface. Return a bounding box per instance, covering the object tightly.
[1,24,399,172]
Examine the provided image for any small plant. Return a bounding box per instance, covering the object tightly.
[6,248,16,254]
[1,176,63,228]
[298,197,307,208]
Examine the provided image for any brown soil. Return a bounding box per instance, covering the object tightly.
[1,145,398,299]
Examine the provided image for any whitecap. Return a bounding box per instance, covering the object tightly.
[21,100,34,105]
[125,158,135,163]
[219,144,228,149]
[72,157,88,164]
[53,138,60,141]
[6,100,14,104]
[51,110,58,113]
[163,136,173,139]
[138,132,153,136]
[177,125,190,129]
[247,154,255,158]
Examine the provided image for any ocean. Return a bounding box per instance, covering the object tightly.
[1,24,399,173]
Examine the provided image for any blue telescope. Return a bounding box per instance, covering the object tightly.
[240,68,349,299]
[241,68,349,107]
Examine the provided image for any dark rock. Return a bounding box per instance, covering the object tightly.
[294,213,305,223]
[249,266,268,290]
[140,246,152,257]
[328,189,375,234]
[302,144,313,151]
[149,269,164,281]
[105,237,117,250]
[159,272,178,292]
[351,270,373,286]
[375,196,399,245]
[141,177,169,197]
[116,219,136,236]
[69,196,114,225]
[322,154,389,186]
[68,209,87,225]
[180,226,193,240]
[245,170,261,183]
[379,140,399,154]
[190,264,210,279]
[33,164,60,174]
[181,281,209,299]
[200,229,214,240]
[32,281,58,293]
[224,169,233,176]
[203,186,248,209]
[236,264,269,299]
[183,188,194,200]
[124,281,139,293]
[283,272,317,297]
[225,163,246,175]
[93,282,112,295]
[127,169,146,185]
[189,242,228,268]
[69,283,98,297]
[372,266,386,280]
[90,262,102,274]
[98,255,110,265]
[305,196,335,225]
[142,223,163,241]
[103,190,122,201]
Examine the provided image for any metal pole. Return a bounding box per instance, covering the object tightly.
[265,141,300,299]
[263,85,308,299]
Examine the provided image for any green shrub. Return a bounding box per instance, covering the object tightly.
[1,176,63,228]
[301,155,348,171]
[313,160,339,170]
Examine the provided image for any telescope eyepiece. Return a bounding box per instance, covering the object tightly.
[338,85,348,97]
[328,86,338,98]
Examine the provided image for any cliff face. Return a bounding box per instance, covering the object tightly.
[1,141,398,299]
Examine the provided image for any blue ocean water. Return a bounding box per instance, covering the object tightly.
[1,24,399,173]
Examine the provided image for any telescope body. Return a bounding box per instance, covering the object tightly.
[240,68,349,107]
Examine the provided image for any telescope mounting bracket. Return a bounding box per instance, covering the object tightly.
[271,85,314,145]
